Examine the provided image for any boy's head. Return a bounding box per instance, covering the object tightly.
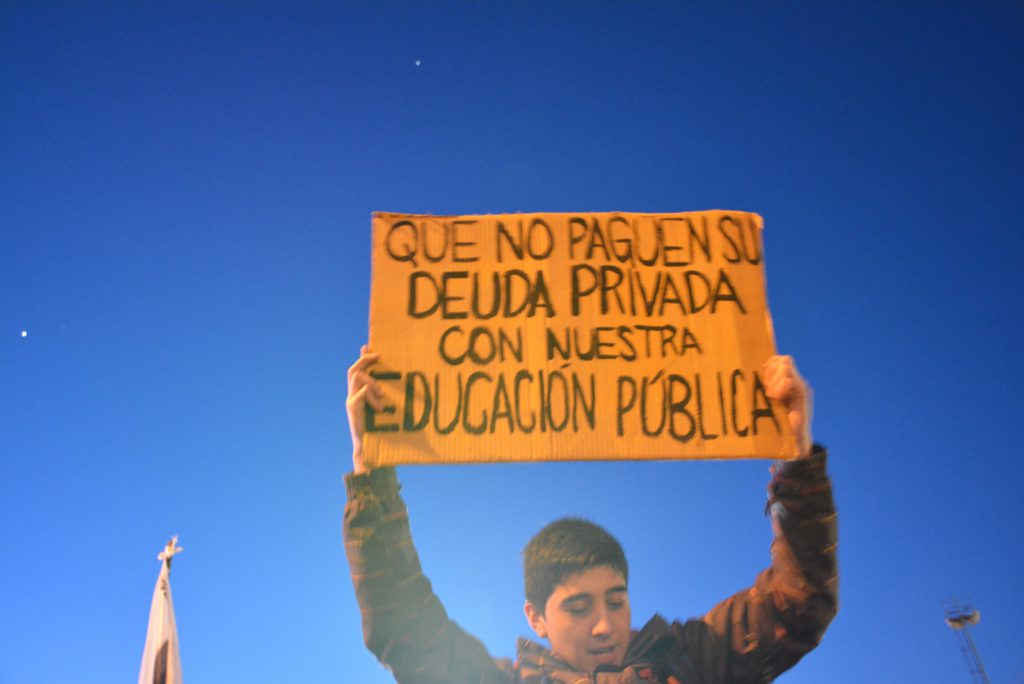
[522,518,631,672]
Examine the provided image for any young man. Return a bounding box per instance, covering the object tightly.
[344,348,837,683]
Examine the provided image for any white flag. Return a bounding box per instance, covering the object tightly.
[138,538,183,684]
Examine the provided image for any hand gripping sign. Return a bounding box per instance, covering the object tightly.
[364,211,798,466]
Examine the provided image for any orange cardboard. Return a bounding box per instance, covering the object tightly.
[365,211,798,466]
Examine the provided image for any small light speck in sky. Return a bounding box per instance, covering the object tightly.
[415,59,421,66]
[21,330,28,338]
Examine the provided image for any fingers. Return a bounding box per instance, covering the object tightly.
[762,355,804,402]
[348,374,385,412]
[763,354,793,383]
[763,354,813,457]
[346,345,386,473]
[347,345,384,411]
[348,345,380,384]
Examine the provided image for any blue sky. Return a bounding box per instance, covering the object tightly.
[2,2,1022,682]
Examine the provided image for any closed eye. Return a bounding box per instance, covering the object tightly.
[606,588,628,611]
[562,596,593,617]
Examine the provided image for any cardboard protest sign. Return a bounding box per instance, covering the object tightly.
[364,211,798,466]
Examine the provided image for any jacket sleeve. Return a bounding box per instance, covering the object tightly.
[343,467,513,684]
[674,445,838,683]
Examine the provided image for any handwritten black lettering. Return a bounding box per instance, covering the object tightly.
[385,218,480,267]
[571,265,746,317]
[439,325,524,366]
[370,368,598,436]
[615,369,779,440]
[408,269,555,319]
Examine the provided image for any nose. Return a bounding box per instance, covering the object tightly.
[591,608,613,638]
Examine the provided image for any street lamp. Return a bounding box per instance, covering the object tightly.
[944,602,990,684]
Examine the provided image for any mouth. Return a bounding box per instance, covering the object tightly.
[588,645,619,664]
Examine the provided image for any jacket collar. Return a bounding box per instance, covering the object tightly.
[515,615,678,684]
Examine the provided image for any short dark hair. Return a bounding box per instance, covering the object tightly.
[523,517,628,612]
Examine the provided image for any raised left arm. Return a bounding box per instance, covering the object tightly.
[671,357,837,683]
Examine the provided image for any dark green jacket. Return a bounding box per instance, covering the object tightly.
[343,448,837,683]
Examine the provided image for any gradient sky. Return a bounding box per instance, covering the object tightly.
[2,2,1022,682]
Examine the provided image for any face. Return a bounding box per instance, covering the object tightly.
[524,565,631,673]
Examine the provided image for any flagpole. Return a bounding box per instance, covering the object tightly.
[138,537,184,684]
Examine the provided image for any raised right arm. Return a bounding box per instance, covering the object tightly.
[343,347,512,684]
